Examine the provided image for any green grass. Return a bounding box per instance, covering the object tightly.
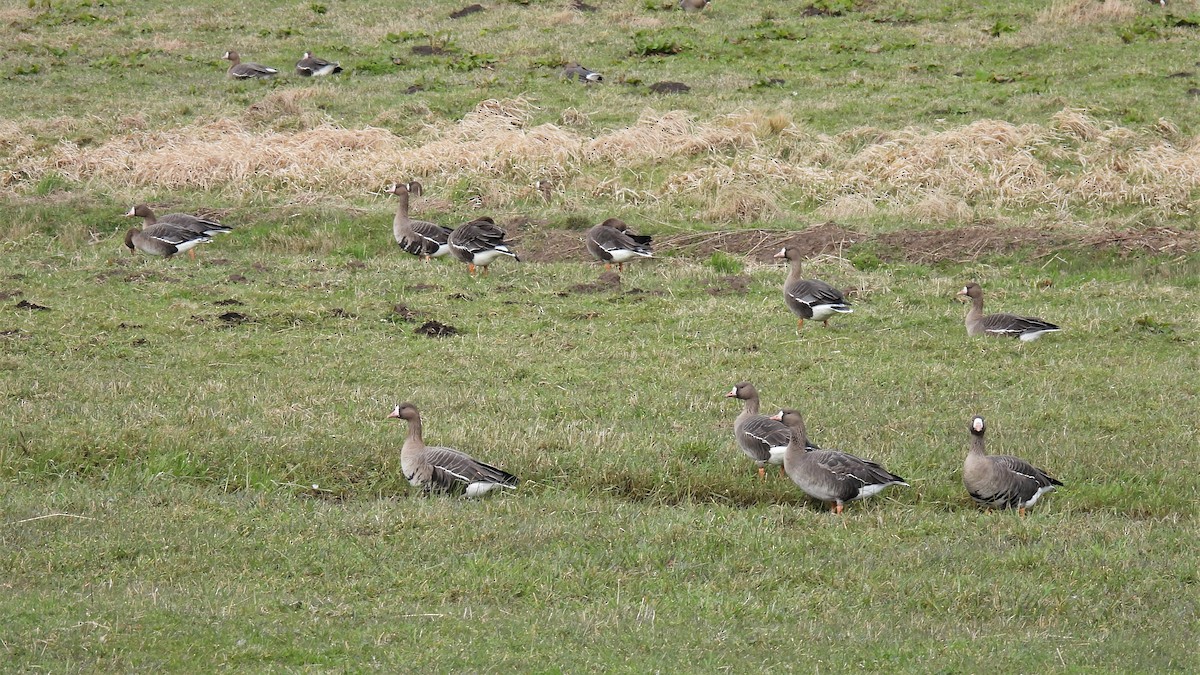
[3,0,1200,670]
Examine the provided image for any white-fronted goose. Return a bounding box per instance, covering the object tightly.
[384,182,452,261]
[387,402,520,497]
[585,218,653,272]
[125,204,232,259]
[222,50,278,79]
[724,381,814,478]
[448,217,520,275]
[773,246,852,330]
[770,408,907,514]
[679,0,711,11]
[964,416,1061,516]
[295,51,342,77]
[124,223,213,258]
[562,62,603,83]
[957,283,1061,342]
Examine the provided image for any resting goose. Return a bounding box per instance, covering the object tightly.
[964,416,1061,516]
[679,0,711,11]
[387,402,520,497]
[124,223,213,258]
[448,217,520,275]
[295,51,342,77]
[724,382,815,478]
[773,247,852,330]
[125,204,232,260]
[957,283,1061,342]
[222,50,278,79]
[770,408,907,514]
[585,218,653,272]
[562,62,603,83]
[385,181,452,261]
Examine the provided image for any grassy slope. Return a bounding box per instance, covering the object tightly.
[2,0,1200,671]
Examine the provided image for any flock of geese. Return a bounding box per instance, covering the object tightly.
[120,182,1066,516]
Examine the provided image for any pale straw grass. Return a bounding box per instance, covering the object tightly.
[13,101,1200,224]
[1037,0,1138,25]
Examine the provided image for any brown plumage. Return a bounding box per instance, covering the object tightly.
[387,402,519,497]
[385,182,451,260]
[963,416,1061,516]
[770,408,907,514]
[956,283,1061,341]
[724,382,797,478]
[773,247,852,330]
[222,50,278,79]
[448,217,520,275]
[585,218,653,272]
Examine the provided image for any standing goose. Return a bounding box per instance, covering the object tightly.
[963,416,1062,516]
[124,223,214,258]
[125,204,232,260]
[295,51,342,77]
[562,62,603,83]
[724,382,808,478]
[773,247,852,330]
[222,50,278,79]
[448,217,520,275]
[385,182,452,261]
[770,408,907,514]
[585,218,653,272]
[387,402,520,497]
[956,283,1061,342]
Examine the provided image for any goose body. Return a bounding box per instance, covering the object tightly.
[125,204,232,237]
[387,403,519,497]
[563,62,603,83]
[680,0,711,11]
[957,283,1060,342]
[585,218,653,271]
[295,51,342,77]
[448,217,520,275]
[222,51,278,79]
[124,223,213,258]
[385,182,452,260]
[964,416,1061,516]
[771,408,907,514]
[774,247,852,329]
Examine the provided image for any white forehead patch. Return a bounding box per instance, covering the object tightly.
[972,417,985,432]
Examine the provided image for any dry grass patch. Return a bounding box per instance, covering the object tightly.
[1038,0,1138,25]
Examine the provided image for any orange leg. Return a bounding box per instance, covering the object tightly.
[832,503,844,515]
[797,318,805,331]
[757,466,766,480]
[822,319,830,327]
[778,465,786,477]
[467,263,476,275]
[188,249,197,261]
[604,262,612,271]
[1018,507,1027,518]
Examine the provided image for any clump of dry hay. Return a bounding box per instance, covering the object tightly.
[1037,0,1136,25]
[11,102,1200,225]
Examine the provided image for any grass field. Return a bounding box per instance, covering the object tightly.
[3,0,1199,671]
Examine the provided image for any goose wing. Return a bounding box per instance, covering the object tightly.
[425,446,519,490]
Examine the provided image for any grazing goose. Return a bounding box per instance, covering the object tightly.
[957,283,1061,342]
[679,0,711,11]
[724,382,815,478]
[448,217,520,275]
[222,50,278,79]
[562,62,603,83]
[385,182,452,261]
[125,204,232,260]
[387,402,520,497]
[964,416,1062,517]
[774,247,852,330]
[295,51,342,77]
[770,408,907,514]
[124,223,213,258]
[585,218,653,272]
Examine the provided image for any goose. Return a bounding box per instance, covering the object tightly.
[964,416,1062,516]
[295,51,342,77]
[125,204,232,259]
[124,223,214,258]
[957,283,1061,342]
[384,182,452,261]
[773,246,852,330]
[585,218,653,272]
[222,50,278,79]
[387,402,520,497]
[679,0,711,11]
[724,382,816,478]
[562,62,603,83]
[448,217,520,275]
[770,408,907,514]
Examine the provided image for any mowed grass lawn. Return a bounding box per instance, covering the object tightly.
[3,0,1200,671]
